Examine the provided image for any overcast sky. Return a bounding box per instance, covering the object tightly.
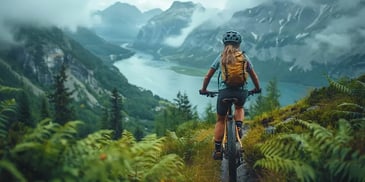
[95,0,225,12]
[0,0,262,45]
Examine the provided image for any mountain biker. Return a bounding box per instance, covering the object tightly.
[199,30,261,160]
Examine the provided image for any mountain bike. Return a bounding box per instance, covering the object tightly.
[200,89,260,182]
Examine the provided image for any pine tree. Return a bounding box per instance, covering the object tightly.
[204,103,216,124]
[173,91,194,121]
[16,91,33,126]
[110,88,122,140]
[40,95,50,119]
[250,79,280,117]
[134,126,144,141]
[155,91,196,136]
[100,106,110,130]
[266,79,280,110]
[48,64,74,125]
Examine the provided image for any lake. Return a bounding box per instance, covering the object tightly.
[114,53,314,115]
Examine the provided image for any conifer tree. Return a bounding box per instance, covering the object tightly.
[134,126,144,141]
[40,95,50,119]
[48,64,74,125]
[266,79,280,109]
[250,79,280,117]
[110,88,122,140]
[204,103,216,124]
[155,91,196,136]
[17,91,33,126]
[174,91,194,121]
[100,106,110,130]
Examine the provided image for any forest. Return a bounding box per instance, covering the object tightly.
[0,67,364,181]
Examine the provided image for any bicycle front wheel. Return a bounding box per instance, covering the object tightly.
[227,120,237,182]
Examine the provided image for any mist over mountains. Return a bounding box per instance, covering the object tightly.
[128,0,364,85]
[93,2,162,43]
[0,0,364,85]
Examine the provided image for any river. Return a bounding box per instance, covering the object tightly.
[114,53,314,115]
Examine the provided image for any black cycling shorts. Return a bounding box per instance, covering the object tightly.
[216,88,248,116]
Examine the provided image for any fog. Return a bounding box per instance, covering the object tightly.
[0,0,100,45]
[1,0,363,70]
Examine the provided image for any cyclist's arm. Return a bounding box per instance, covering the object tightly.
[248,68,260,91]
[200,55,219,93]
[201,68,216,93]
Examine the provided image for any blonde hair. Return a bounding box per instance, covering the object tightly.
[221,44,240,65]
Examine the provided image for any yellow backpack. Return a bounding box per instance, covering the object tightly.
[220,51,248,87]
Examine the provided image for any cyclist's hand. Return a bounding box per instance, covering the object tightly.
[199,89,209,95]
[249,88,262,95]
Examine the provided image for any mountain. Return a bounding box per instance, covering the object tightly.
[133,1,200,53]
[66,27,134,62]
[133,0,365,86]
[93,2,162,43]
[0,26,162,133]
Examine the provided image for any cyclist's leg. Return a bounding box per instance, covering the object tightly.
[213,114,226,160]
[214,114,226,142]
[232,89,246,138]
[213,89,230,160]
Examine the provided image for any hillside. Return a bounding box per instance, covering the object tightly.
[65,27,134,62]
[0,26,162,134]
[1,71,363,181]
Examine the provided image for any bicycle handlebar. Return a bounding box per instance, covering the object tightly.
[199,89,261,97]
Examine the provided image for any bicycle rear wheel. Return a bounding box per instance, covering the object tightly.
[227,120,237,182]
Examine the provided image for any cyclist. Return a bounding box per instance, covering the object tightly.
[199,30,261,160]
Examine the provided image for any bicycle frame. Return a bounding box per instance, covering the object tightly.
[222,105,243,152]
[222,99,243,182]
[200,90,260,182]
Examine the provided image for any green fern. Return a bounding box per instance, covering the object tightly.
[255,119,365,181]
[327,76,353,95]
[255,156,316,182]
[0,160,26,182]
[0,99,16,139]
[144,154,185,181]
[335,102,365,120]
[0,84,20,140]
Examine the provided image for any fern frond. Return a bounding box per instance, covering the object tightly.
[357,80,365,88]
[0,160,26,182]
[119,130,136,146]
[327,150,365,182]
[333,119,352,146]
[143,154,185,182]
[22,119,60,143]
[50,120,83,144]
[255,156,316,182]
[0,85,21,93]
[259,135,296,159]
[0,99,16,139]
[11,142,43,153]
[327,76,352,95]
[65,130,113,158]
[350,118,365,130]
[337,103,364,111]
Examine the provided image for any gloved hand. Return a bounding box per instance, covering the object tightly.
[249,88,262,94]
[199,89,209,95]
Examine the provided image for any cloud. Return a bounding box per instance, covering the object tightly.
[163,5,216,47]
[287,6,365,70]
[163,0,270,47]
[0,0,100,45]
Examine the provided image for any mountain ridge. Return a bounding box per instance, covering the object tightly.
[130,0,364,86]
[0,25,162,133]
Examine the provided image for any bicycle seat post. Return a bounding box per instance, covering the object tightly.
[223,98,238,119]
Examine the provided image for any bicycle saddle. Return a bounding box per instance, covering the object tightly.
[222,98,239,104]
